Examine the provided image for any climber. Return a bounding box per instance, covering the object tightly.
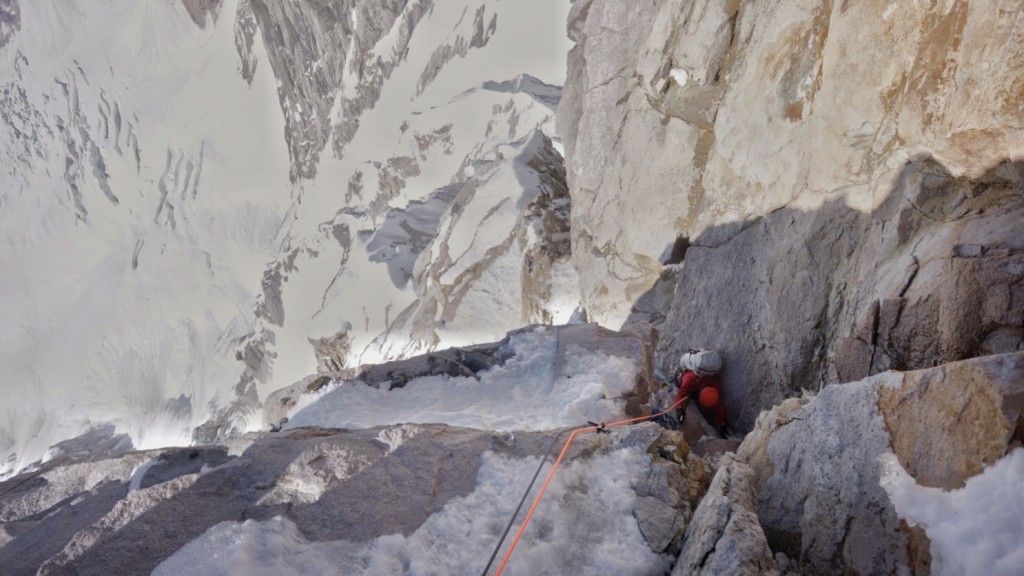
[645,382,679,430]
[674,349,728,436]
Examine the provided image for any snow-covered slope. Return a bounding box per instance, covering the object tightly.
[0,323,694,576]
[0,0,574,478]
[285,326,646,432]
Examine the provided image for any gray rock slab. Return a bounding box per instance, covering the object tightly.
[674,453,774,576]
[737,352,1024,575]
[0,423,703,575]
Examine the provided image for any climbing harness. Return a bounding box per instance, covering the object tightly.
[486,396,687,576]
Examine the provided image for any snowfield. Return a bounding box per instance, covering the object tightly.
[284,327,641,432]
[0,0,574,478]
[153,448,673,576]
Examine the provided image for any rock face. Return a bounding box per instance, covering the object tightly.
[734,352,1024,575]
[674,453,775,576]
[559,0,710,328]
[0,0,18,49]
[664,157,1024,432]
[558,0,1024,431]
[0,422,703,576]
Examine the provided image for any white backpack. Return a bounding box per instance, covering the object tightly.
[679,349,722,377]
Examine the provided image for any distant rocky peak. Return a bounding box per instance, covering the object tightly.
[0,0,19,50]
[234,0,433,181]
[180,0,221,29]
[475,74,562,109]
[414,2,497,96]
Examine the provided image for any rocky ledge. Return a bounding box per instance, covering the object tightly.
[3,324,1020,574]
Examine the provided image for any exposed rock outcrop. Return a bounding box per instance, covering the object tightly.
[0,422,704,576]
[400,131,571,336]
[558,0,1024,432]
[734,352,1024,574]
[236,0,513,182]
[559,0,709,328]
[238,0,429,180]
[180,0,221,28]
[665,157,1024,431]
[674,453,775,576]
[0,0,18,50]
[321,130,578,363]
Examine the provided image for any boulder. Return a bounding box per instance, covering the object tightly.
[736,352,1024,575]
[673,453,775,575]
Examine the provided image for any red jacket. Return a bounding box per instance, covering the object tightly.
[675,370,727,428]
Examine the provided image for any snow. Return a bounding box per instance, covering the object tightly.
[879,448,1024,576]
[375,424,426,455]
[284,327,639,432]
[128,458,159,492]
[154,447,671,576]
[154,321,651,575]
[361,183,461,289]
[1,0,295,477]
[0,0,575,479]
[286,0,573,371]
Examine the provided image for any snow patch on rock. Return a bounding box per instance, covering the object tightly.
[285,326,643,432]
[880,449,1024,576]
[154,447,672,576]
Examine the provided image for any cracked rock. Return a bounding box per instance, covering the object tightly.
[560,0,1024,438]
[673,452,775,576]
[735,352,1024,575]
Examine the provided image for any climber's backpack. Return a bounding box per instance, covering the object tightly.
[679,349,722,377]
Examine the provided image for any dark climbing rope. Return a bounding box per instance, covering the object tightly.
[492,397,687,575]
[480,427,570,576]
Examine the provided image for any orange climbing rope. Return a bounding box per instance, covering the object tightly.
[492,397,687,576]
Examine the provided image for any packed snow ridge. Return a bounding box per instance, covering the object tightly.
[285,327,640,432]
